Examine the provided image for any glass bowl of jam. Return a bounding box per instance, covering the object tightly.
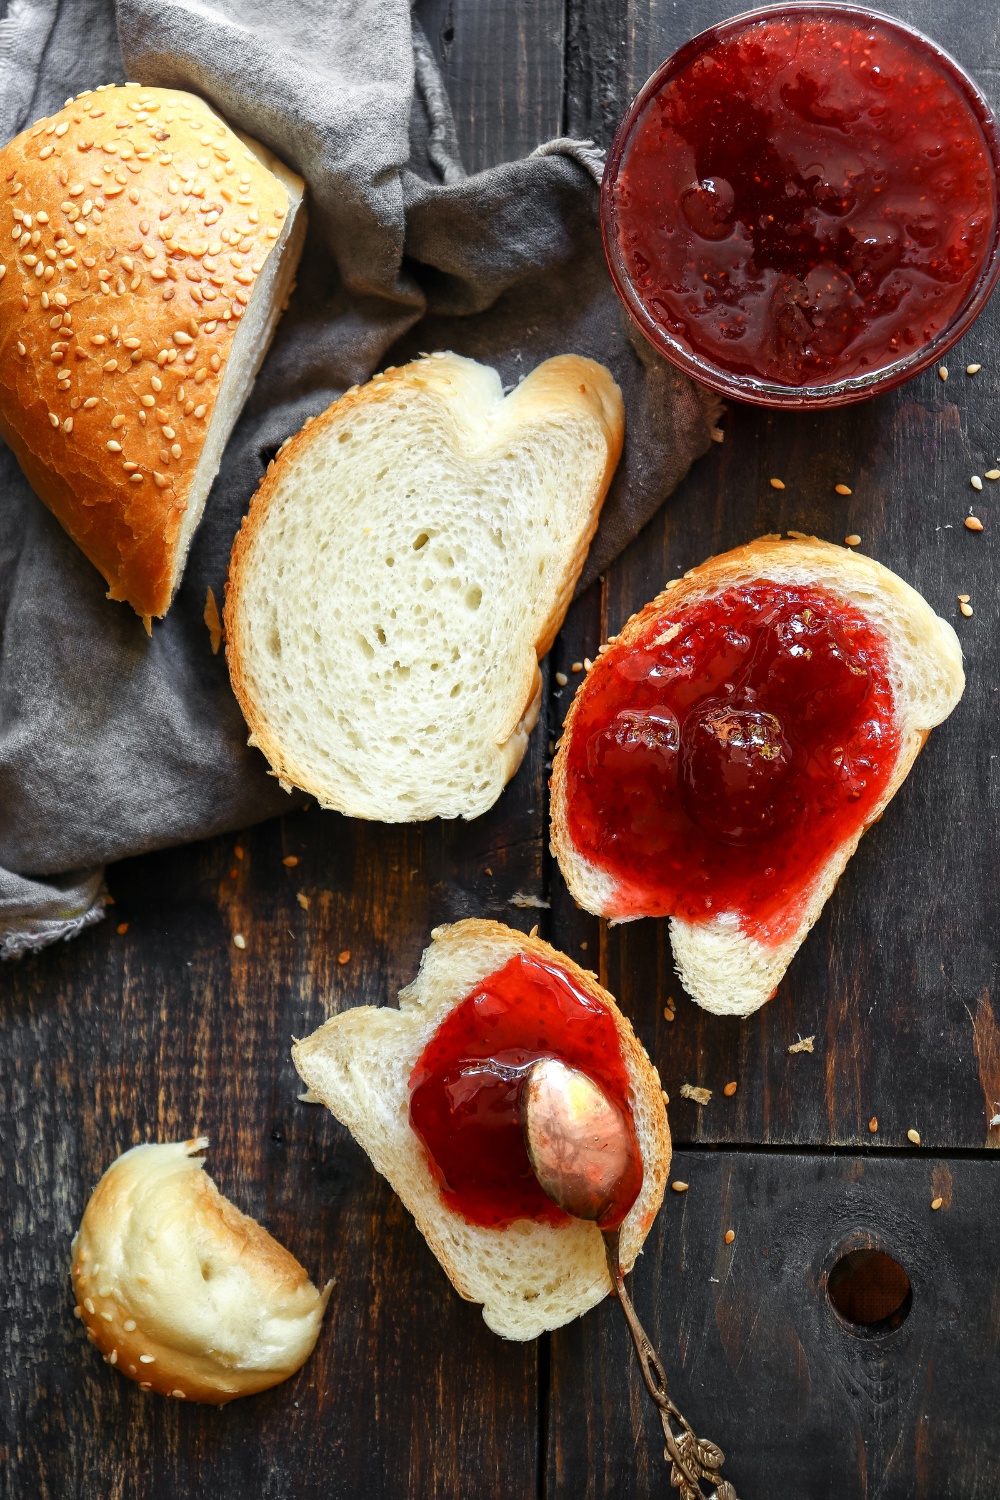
[601,4,1000,407]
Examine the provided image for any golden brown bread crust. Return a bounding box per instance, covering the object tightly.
[71,1139,330,1403]
[224,352,625,810]
[0,83,297,619]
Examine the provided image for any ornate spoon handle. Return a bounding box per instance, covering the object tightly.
[602,1228,738,1500]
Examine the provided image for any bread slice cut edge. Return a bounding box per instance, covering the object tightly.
[291,919,670,1340]
[550,534,965,1017]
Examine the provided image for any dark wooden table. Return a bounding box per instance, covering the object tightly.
[4,1,1000,1496]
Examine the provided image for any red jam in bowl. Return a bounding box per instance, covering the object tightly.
[562,581,900,940]
[603,5,1000,402]
[409,953,642,1231]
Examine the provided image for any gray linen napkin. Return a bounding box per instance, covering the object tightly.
[0,0,716,957]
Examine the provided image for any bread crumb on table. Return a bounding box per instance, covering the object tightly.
[680,1083,712,1106]
[788,1035,815,1054]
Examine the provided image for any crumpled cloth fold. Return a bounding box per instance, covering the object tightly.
[0,0,715,957]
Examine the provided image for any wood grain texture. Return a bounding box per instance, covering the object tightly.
[414,0,565,171]
[547,1149,1000,1499]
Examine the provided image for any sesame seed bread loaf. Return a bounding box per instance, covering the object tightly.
[550,535,965,1017]
[292,919,670,1341]
[70,1139,330,1403]
[0,83,305,622]
[224,352,624,821]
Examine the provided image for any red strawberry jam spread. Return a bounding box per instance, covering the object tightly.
[605,6,999,392]
[409,953,642,1231]
[562,580,900,940]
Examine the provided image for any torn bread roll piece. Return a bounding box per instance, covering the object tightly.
[551,535,965,1017]
[292,919,670,1341]
[225,352,624,821]
[0,83,306,622]
[70,1139,330,1403]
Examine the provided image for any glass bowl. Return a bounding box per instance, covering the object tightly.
[600,3,1000,408]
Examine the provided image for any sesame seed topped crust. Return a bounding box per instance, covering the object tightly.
[70,1139,331,1403]
[0,83,304,619]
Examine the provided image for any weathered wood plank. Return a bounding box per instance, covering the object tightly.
[547,1149,1000,1498]
[1,788,547,1500]
[415,0,565,172]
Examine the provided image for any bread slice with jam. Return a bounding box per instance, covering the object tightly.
[550,535,964,1016]
[292,920,670,1340]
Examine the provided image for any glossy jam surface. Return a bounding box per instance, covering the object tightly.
[608,8,997,388]
[563,581,900,940]
[409,954,642,1230]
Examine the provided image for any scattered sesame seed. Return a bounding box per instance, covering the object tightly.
[971,475,983,490]
[930,1197,943,1211]
[965,516,984,531]
[725,1230,735,1245]
[283,855,299,867]
[844,534,861,547]
[338,949,351,965]
[966,364,982,375]
[907,1128,921,1145]
[723,1081,738,1097]
[869,1116,878,1133]
[986,470,1000,481]
[297,892,310,910]
[671,1181,689,1193]
[938,366,948,381]
[233,933,246,950]
[555,671,568,687]
[960,601,974,617]
[769,477,785,490]
[117,922,128,934]
[834,483,852,495]
[958,594,970,603]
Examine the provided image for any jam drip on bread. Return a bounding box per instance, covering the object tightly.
[409,954,643,1231]
[562,581,900,941]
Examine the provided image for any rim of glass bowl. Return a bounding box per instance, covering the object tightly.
[600,2,1000,410]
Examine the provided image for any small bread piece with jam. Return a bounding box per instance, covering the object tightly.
[292,919,669,1340]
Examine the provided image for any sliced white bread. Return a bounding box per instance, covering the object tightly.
[291,919,670,1341]
[550,535,965,1017]
[224,352,624,821]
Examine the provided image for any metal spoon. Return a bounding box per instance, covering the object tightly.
[522,1057,737,1500]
